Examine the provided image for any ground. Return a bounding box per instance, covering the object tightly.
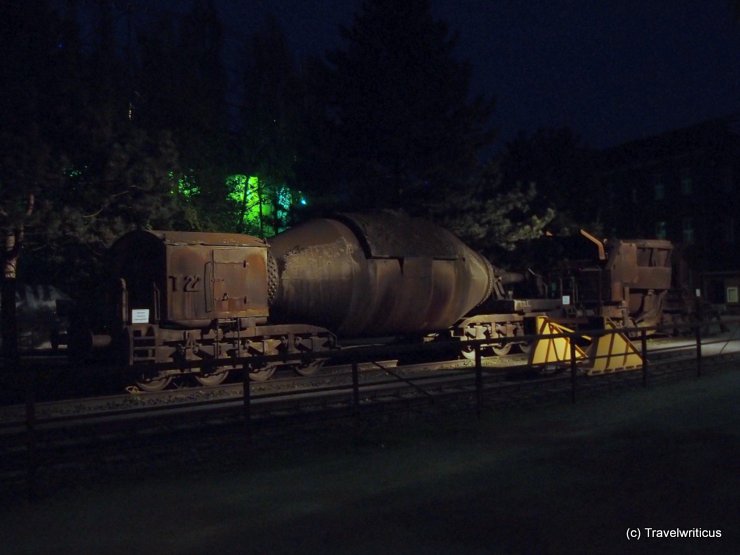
[2,369,738,554]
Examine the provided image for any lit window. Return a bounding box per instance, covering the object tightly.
[655,221,667,239]
[727,287,739,304]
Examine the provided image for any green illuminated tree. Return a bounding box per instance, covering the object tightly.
[227,175,264,235]
[225,174,304,237]
[317,0,495,212]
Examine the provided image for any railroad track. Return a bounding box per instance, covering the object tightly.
[1,333,738,496]
[1,331,737,426]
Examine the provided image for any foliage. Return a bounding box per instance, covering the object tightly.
[0,0,560,297]
[316,0,495,212]
[0,1,195,294]
[427,161,555,260]
[30,128,195,288]
[0,1,63,224]
[135,0,232,231]
[500,128,599,234]
[226,175,305,237]
[235,16,307,235]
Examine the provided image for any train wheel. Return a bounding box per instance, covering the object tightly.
[194,369,229,387]
[249,365,276,382]
[491,342,512,356]
[461,344,477,361]
[135,373,172,392]
[518,342,532,355]
[295,359,325,376]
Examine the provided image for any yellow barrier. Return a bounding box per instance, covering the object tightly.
[584,319,643,375]
[527,316,588,366]
[527,316,643,375]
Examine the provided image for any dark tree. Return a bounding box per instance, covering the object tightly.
[23,2,194,292]
[237,15,303,235]
[426,160,554,260]
[0,1,66,359]
[135,0,231,230]
[319,0,495,211]
[0,0,196,305]
[501,128,598,234]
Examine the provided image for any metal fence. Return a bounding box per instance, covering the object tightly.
[3,317,740,500]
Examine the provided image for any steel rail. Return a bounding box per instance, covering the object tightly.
[1,327,738,496]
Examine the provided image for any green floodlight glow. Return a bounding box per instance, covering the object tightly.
[277,186,292,211]
[227,174,263,226]
[170,171,200,198]
[226,174,308,236]
[226,174,259,205]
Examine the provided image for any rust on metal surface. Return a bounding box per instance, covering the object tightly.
[268,212,495,336]
[553,233,674,328]
[109,230,270,326]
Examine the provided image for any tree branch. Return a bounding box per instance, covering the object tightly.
[83,190,131,219]
[25,193,34,218]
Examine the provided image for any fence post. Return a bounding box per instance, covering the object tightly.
[474,343,483,418]
[695,324,702,378]
[242,364,251,444]
[570,335,577,404]
[640,329,649,388]
[25,362,38,500]
[352,361,360,416]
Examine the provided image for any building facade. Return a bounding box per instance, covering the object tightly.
[595,116,740,308]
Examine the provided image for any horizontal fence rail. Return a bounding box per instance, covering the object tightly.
[1,316,739,500]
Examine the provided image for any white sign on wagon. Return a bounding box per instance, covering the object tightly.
[131,309,150,324]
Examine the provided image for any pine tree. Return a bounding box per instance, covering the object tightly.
[237,15,303,235]
[0,1,196,297]
[501,128,598,234]
[135,0,230,230]
[321,0,495,212]
[426,160,554,260]
[0,0,65,358]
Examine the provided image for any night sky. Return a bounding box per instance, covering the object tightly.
[138,0,740,149]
